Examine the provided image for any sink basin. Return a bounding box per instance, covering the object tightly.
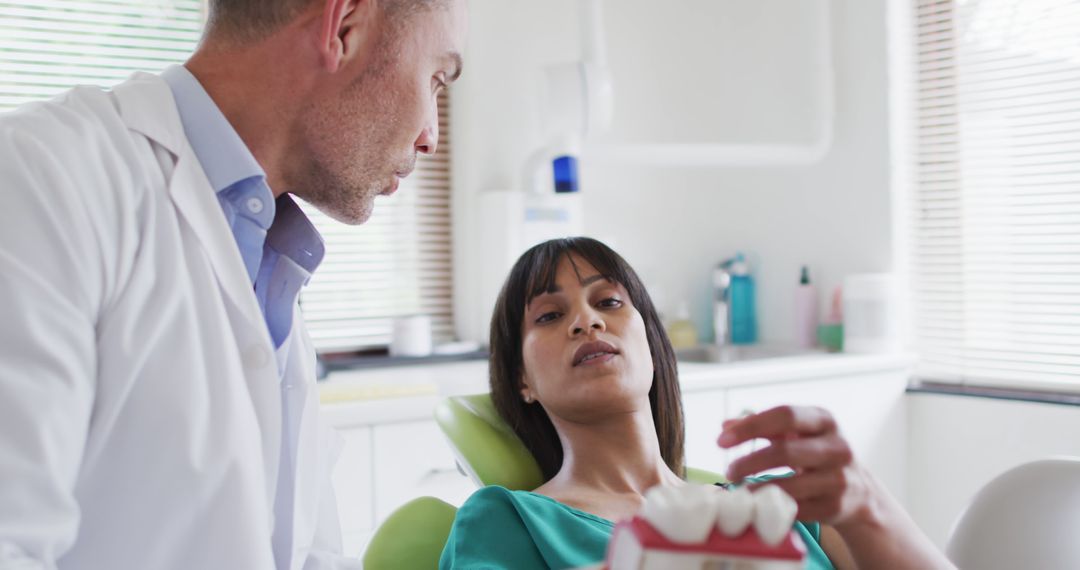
[675,344,820,364]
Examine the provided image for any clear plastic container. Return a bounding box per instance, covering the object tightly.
[842,274,898,353]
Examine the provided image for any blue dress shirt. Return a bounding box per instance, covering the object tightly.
[161,65,324,364]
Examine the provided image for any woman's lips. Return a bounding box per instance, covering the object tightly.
[576,352,616,367]
[573,340,620,366]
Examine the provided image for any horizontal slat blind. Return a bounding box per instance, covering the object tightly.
[0,0,204,111]
[1,1,456,354]
[298,90,454,353]
[913,0,1080,391]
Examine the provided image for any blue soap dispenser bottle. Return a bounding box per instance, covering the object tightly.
[728,253,757,344]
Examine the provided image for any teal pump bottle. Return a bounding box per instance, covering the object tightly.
[728,253,757,344]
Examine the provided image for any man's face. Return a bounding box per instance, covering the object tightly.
[293,0,466,224]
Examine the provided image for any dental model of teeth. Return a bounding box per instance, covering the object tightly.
[606,483,805,570]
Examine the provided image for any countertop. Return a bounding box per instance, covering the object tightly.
[318,349,916,428]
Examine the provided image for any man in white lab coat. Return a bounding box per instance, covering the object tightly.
[0,0,466,568]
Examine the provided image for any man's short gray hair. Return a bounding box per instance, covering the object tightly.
[206,0,445,42]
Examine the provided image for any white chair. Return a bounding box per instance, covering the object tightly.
[946,456,1080,570]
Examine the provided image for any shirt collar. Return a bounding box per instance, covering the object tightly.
[269,195,326,275]
[161,64,265,195]
[162,64,325,279]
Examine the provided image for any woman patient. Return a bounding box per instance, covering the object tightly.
[440,237,949,569]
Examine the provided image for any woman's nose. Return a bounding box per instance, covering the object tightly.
[568,308,605,336]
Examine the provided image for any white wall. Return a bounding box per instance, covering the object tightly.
[907,393,1080,548]
[449,2,1080,553]
[452,0,895,344]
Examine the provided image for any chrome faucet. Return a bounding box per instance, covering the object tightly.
[713,261,733,346]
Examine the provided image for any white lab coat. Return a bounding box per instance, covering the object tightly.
[0,73,359,569]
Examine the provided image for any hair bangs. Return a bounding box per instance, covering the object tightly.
[519,239,631,310]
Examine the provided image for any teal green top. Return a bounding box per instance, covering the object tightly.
[440,484,836,570]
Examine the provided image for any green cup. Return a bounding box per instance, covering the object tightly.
[817,323,843,352]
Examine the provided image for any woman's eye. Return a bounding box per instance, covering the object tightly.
[598,297,623,309]
[536,311,561,324]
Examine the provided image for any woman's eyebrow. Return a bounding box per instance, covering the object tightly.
[580,274,609,287]
[534,274,607,295]
[526,291,562,308]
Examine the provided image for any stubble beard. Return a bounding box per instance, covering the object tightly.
[291,43,405,225]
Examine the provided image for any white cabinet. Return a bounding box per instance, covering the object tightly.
[322,354,912,556]
[372,420,476,522]
[680,368,909,501]
[331,426,374,557]
[329,419,478,557]
[681,389,727,476]
[724,371,909,501]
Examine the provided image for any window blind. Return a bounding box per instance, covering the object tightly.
[298,91,454,353]
[913,0,1080,392]
[1,0,456,354]
[0,0,204,110]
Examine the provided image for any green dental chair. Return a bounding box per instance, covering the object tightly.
[361,394,724,569]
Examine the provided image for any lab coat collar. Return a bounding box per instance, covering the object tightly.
[112,72,189,155]
[110,73,283,500]
[110,72,267,338]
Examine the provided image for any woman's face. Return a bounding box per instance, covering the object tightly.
[519,254,655,422]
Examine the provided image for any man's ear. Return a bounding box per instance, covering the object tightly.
[316,0,378,73]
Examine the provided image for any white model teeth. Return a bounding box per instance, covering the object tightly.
[639,484,797,546]
[714,486,754,537]
[752,485,798,546]
[641,484,718,544]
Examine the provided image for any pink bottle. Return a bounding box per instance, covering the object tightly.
[794,266,819,348]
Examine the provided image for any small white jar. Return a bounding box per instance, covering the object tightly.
[389,314,433,357]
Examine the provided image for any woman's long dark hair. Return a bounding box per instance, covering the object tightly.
[488,237,685,482]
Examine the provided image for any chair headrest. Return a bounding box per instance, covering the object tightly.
[434,394,545,490]
[434,393,726,490]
